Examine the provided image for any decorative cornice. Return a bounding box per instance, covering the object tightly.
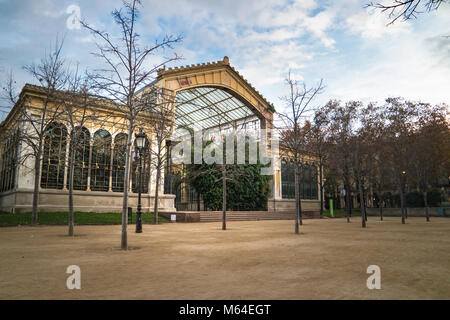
[157,56,273,111]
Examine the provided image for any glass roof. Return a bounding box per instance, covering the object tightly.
[174,87,256,131]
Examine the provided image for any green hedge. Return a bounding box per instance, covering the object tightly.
[188,163,270,211]
[405,190,442,207]
[0,211,168,227]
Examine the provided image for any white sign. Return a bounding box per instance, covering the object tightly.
[366,265,381,290]
[66,265,81,290]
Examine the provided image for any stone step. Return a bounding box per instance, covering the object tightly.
[162,211,319,223]
[199,211,317,222]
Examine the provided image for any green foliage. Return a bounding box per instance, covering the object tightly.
[324,171,339,195]
[0,211,169,227]
[405,190,443,207]
[427,190,443,206]
[188,163,271,211]
[323,209,361,218]
[406,191,424,207]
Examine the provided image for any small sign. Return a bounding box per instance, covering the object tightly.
[330,199,334,217]
[171,214,177,222]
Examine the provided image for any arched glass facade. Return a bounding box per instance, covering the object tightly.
[91,129,112,191]
[0,129,19,192]
[112,133,127,192]
[68,126,90,190]
[131,137,151,194]
[41,123,67,189]
[34,126,156,194]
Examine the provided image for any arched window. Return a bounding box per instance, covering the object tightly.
[68,126,90,190]
[281,160,295,199]
[132,137,151,194]
[41,123,67,189]
[281,161,318,200]
[301,164,318,200]
[112,133,127,192]
[91,129,112,191]
[0,129,19,192]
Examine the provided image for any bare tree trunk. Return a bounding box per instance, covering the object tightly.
[424,191,430,222]
[68,140,75,236]
[365,189,368,222]
[153,160,161,225]
[31,142,42,225]
[121,120,133,250]
[294,164,300,233]
[379,197,383,221]
[358,175,366,228]
[345,181,351,223]
[222,163,226,231]
[319,162,324,219]
[399,184,406,224]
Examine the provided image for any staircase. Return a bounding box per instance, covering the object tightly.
[199,211,318,222]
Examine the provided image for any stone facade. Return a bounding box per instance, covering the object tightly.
[0,57,322,214]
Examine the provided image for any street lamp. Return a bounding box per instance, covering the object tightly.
[166,140,173,194]
[135,128,147,233]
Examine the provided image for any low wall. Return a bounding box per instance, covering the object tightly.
[160,211,200,222]
[0,188,176,213]
[0,190,15,212]
[366,207,447,217]
[268,198,320,212]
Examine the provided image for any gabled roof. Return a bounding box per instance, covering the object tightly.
[157,56,273,109]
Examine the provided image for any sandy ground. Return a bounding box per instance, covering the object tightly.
[0,217,449,300]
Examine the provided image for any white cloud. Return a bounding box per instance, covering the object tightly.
[1,0,448,118]
[346,9,411,38]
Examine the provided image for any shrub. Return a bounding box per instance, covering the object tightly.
[405,190,442,207]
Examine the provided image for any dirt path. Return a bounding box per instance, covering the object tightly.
[0,217,449,299]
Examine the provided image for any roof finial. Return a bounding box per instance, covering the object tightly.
[223,56,229,64]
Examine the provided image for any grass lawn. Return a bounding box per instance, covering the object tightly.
[0,211,169,227]
[323,209,361,218]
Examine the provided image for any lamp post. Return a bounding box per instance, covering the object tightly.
[135,128,147,233]
[166,140,173,194]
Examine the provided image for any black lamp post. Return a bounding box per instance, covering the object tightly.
[135,128,147,233]
[166,140,173,194]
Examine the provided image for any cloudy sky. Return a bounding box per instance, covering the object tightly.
[0,0,449,120]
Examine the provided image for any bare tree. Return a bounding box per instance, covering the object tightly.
[409,102,448,221]
[81,0,182,249]
[365,0,447,25]
[0,70,19,119]
[62,69,112,236]
[140,88,174,225]
[278,72,324,234]
[384,98,418,224]
[323,100,359,223]
[353,102,382,228]
[18,38,70,224]
[308,109,330,219]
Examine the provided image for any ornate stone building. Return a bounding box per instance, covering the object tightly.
[0,57,322,214]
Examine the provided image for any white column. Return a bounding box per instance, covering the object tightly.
[63,137,71,190]
[129,147,134,193]
[108,143,114,192]
[86,139,93,191]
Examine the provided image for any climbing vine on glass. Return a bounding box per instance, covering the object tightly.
[187,163,271,211]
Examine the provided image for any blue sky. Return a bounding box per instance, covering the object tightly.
[0,0,449,120]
